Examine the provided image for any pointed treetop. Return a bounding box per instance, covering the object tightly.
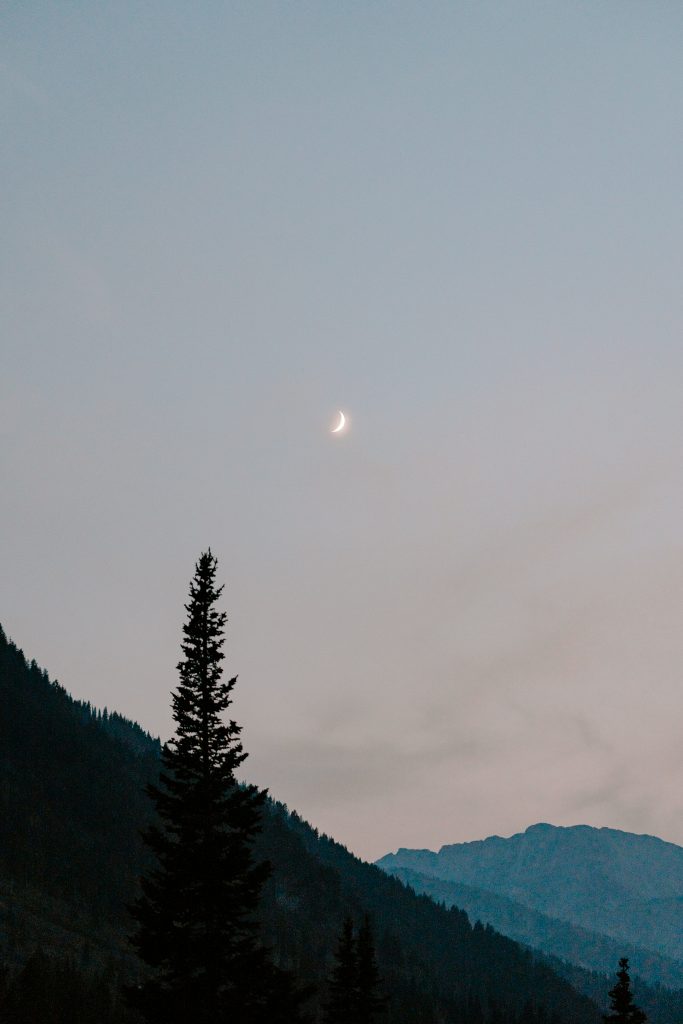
[603,958,647,1024]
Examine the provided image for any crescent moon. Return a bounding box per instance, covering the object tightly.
[331,410,346,433]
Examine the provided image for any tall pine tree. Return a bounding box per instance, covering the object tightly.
[603,959,646,1024]
[128,550,304,1024]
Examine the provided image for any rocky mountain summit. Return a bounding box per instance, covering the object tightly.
[378,823,683,983]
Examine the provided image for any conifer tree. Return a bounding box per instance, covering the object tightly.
[324,915,385,1024]
[324,916,358,1024]
[603,959,647,1024]
[356,915,386,1024]
[128,550,304,1024]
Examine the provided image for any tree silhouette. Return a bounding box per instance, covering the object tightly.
[603,959,647,1024]
[324,915,385,1024]
[324,916,358,1024]
[356,915,386,1023]
[128,550,305,1023]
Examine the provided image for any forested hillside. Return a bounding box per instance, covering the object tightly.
[375,866,683,1022]
[0,626,633,1023]
[379,865,683,990]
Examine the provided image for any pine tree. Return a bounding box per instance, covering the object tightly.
[324,915,385,1024]
[603,959,647,1024]
[128,550,304,1024]
[324,916,358,1024]
[356,915,386,1024]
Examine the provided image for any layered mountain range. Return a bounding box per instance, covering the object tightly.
[377,823,683,990]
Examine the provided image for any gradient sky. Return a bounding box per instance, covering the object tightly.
[3,2,683,862]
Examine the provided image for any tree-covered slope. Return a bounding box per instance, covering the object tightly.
[0,625,609,1023]
[0,624,160,930]
[377,866,683,1023]
[379,865,683,990]
[257,806,605,1024]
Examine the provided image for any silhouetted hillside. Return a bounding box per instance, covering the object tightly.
[379,865,683,990]
[376,866,683,1023]
[0,625,160,930]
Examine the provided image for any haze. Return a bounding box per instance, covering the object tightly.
[2,2,683,861]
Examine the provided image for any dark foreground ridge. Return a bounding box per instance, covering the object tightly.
[0,624,648,1023]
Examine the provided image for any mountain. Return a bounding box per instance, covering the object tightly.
[0,624,602,1024]
[377,823,683,992]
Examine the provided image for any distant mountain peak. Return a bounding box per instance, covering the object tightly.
[378,821,683,981]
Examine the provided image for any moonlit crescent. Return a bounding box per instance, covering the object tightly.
[331,410,346,433]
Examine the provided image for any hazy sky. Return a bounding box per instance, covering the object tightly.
[3,2,683,861]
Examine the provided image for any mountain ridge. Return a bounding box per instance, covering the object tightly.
[393,821,683,865]
[378,822,683,982]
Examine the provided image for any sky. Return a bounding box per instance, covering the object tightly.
[2,2,683,862]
